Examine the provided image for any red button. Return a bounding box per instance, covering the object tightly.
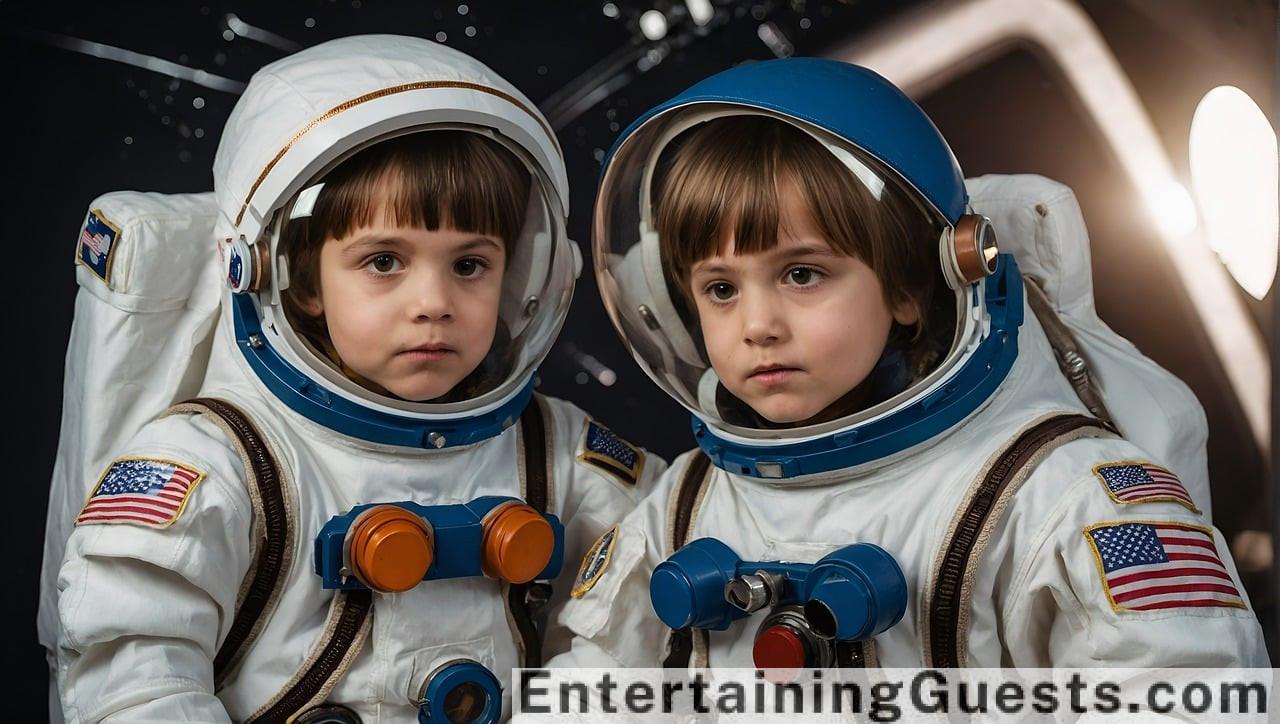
[753,625,808,684]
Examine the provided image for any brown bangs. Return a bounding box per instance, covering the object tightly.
[656,118,775,288]
[314,130,530,250]
[651,113,953,367]
[654,115,888,297]
[278,130,532,359]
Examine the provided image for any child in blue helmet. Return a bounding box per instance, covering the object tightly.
[541,57,1267,680]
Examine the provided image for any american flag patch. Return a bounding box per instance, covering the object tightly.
[1094,461,1200,513]
[76,208,120,284]
[76,458,205,527]
[578,420,643,486]
[1085,521,1245,611]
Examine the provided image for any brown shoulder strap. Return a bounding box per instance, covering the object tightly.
[670,451,712,552]
[246,589,374,722]
[173,397,374,720]
[926,413,1114,667]
[167,397,295,687]
[662,451,713,669]
[507,394,553,668]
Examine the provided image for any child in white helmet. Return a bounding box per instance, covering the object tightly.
[51,35,661,723]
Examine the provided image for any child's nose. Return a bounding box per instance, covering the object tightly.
[409,273,453,320]
[740,291,782,344]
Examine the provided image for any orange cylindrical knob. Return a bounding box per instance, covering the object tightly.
[480,502,554,583]
[348,505,434,593]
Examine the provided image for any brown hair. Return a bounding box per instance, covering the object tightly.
[279,130,531,357]
[653,114,953,373]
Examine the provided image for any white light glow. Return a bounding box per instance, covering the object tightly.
[831,0,1271,459]
[639,10,668,40]
[1189,85,1279,300]
[1142,177,1198,238]
[686,0,714,26]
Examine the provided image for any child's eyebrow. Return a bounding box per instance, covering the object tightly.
[689,260,731,277]
[691,243,840,275]
[775,243,841,260]
[343,231,504,253]
[453,235,505,253]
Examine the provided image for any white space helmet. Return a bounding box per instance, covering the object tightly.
[213,35,578,449]
[594,58,1019,479]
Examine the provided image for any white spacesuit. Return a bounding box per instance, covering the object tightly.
[54,35,660,723]
[545,57,1268,678]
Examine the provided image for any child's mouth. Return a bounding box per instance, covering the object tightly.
[750,366,798,385]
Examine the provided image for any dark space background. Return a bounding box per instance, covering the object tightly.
[3,0,1275,717]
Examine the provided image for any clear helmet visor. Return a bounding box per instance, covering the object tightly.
[594,106,982,444]
[255,125,576,419]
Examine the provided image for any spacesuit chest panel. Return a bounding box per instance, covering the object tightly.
[193,393,555,722]
[662,405,1110,669]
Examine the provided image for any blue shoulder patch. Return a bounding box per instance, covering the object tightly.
[77,208,120,284]
[578,419,643,486]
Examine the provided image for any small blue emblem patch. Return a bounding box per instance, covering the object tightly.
[579,420,643,486]
[77,209,121,284]
[571,525,618,598]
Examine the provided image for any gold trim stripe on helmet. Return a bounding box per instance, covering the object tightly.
[235,80,563,227]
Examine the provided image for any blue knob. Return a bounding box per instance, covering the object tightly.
[649,537,743,630]
[803,543,907,640]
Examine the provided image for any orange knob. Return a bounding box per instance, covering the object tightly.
[348,505,433,593]
[480,502,554,583]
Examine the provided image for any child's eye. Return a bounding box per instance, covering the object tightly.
[705,281,737,302]
[786,266,821,287]
[454,257,489,277]
[366,253,401,274]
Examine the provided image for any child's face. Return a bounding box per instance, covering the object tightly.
[687,182,918,425]
[304,205,506,402]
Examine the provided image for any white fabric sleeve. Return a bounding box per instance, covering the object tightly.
[56,414,252,723]
[1001,444,1269,669]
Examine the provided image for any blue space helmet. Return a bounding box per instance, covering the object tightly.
[592,57,1022,479]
